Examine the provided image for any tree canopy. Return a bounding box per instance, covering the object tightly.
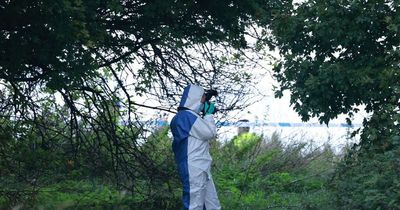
[0,0,273,198]
[269,0,400,148]
[1,0,267,88]
[0,0,273,139]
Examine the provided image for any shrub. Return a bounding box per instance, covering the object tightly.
[332,142,400,209]
[213,132,338,209]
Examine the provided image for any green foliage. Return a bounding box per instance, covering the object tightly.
[333,141,400,209]
[0,126,182,209]
[137,127,181,209]
[268,2,400,208]
[1,128,339,209]
[270,0,400,125]
[213,132,337,209]
[0,3,273,200]
[0,0,269,88]
[6,0,400,209]
[35,180,122,209]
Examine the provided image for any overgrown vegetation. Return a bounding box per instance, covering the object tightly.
[212,132,338,210]
[1,128,344,209]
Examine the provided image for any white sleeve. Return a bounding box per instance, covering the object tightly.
[190,115,217,141]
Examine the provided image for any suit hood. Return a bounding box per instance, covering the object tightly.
[178,85,204,113]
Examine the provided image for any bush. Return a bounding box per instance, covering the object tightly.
[212,132,338,209]
[332,142,400,209]
[0,126,340,209]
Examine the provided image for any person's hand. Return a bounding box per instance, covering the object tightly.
[204,102,215,115]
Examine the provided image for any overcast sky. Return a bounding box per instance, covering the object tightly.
[222,63,368,150]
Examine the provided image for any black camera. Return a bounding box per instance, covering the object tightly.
[203,89,219,115]
[204,89,218,102]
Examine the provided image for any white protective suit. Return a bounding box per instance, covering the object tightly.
[170,85,221,210]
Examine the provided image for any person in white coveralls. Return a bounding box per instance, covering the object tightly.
[170,84,221,210]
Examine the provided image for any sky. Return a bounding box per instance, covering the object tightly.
[127,42,370,152]
[211,22,370,151]
[213,59,369,152]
